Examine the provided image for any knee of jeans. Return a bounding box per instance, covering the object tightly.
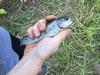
[0,27,18,59]
[0,27,9,37]
[0,27,11,43]
[0,27,13,53]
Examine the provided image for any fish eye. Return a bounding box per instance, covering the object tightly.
[65,17,69,20]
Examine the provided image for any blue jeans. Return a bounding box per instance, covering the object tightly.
[0,27,19,75]
[0,27,47,75]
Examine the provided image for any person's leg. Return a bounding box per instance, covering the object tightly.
[0,27,19,75]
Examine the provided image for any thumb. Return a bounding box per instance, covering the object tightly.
[53,29,71,43]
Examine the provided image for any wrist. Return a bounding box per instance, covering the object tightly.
[27,47,47,61]
[27,50,44,63]
[25,51,44,74]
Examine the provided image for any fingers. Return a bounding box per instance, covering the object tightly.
[27,19,46,38]
[36,29,71,60]
[45,15,57,22]
[38,19,46,32]
[27,15,57,38]
[39,15,56,31]
[27,27,35,38]
[53,29,71,43]
[27,25,40,38]
[38,15,56,31]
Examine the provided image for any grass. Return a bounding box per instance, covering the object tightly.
[0,0,100,75]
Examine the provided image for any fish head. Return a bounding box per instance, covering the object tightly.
[58,16,73,29]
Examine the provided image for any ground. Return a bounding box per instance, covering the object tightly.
[0,0,100,75]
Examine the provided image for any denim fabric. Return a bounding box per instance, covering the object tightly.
[0,27,19,75]
[0,27,47,75]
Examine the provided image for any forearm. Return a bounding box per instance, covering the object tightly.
[7,52,43,75]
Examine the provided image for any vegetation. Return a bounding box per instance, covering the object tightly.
[0,0,100,75]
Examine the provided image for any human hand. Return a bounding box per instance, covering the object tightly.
[24,15,57,55]
[24,15,71,60]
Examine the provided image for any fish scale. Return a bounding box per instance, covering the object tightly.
[20,16,73,45]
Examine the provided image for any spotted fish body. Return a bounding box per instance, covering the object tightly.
[20,16,73,45]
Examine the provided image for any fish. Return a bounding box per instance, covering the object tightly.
[20,16,73,45]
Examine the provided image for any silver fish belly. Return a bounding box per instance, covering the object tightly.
[20,16,73,45]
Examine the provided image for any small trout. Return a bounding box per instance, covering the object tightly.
[20,16,73,45]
